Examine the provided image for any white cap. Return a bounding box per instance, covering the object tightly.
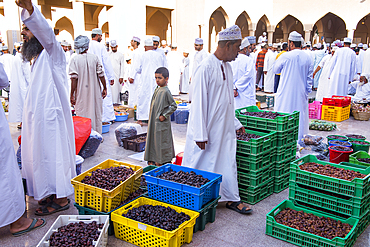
[195,38,203,45]
[183,49,189,54]
[132,36,140,43]
[331,43,336,47]
[92,28,102,35]
[171,43,177,48]
[263,32,267,36]
[2,45,8,50]
[316,43,322,49]
[240,38,250,49]
[144,38,153,46]
[344,37,352,43]
[313,44,318,48]
[218,25,242,41]
[152,36,160,42]
[61,41,68,46]
[273,43,278,48]
[350,44,356,48]
[110,40,117,47]
[161,40,167,45]
[358,43,364,48]
[332,46,339,52]
[246,36,256,44]
[364,44,368,50]
[288,31,302,42]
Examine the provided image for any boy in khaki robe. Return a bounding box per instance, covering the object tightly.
[144,67,177,165]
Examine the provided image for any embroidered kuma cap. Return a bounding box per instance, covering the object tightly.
[218,25,242,41]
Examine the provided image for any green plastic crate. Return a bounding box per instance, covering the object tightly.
[236,129,276,155]
[290,155,370,198]
[274,157,294,177]
[239,178,274,205]
[349,151,370,167]
[289,182,370,218]
[276,126,299,147]
[139,165,158,190]
[236,151,272,171]
[193,196,220,233]
[349,140,370,153]
[355,209,370,238]
[266,200,359,247]
[273,142,297,162]
[237,165,274,187]
[274,175,289,193]
[236,106,300,132]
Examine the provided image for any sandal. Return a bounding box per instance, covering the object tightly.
[12,218,46,237]
[38,194,55,206]
[35,199,70,216]
[17,124,22,130]
[226,201,253,215]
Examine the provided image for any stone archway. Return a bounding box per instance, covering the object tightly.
[55,16,74,40]
[311,13,347,44]
[209,7,228,52]
[101,22,109,41]
[255,15,270,43]
[235,11,251,38]
[274,15,304,43]
[354,14,370,44]
[146,8,171,42]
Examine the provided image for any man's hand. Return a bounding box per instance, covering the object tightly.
[236,126,245,134]
[110,80,114,86]
[70,96,75,105]
[233,89,238,97]
[196,141,207,150]
[128,78,134,84]
[159,116,166,122]
[16,0,33,14]
[313,72,316,78]
[264,71,267,75]
[119,78,123,84]
[102,89,107,99]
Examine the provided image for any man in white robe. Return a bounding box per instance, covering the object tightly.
[273,31,313,140]
[362,46,370,75]
[130,39,166,125]
[189,38,208,102]
[351,73,370,101]
[231,38,256,109]
[153,36,168,68]
[0,46,14,81]
[263,44,277,93]
[328,38,357,97]
[180,50,190,93]
[18,0,75,215]
[258,32,267,44]
[312,41,327,89]
[128,36,142,108]
[0,61,47,236]
[109,40,125,104]
[183,25,252,214]
[166,43,181,95]
[88,28,116,123]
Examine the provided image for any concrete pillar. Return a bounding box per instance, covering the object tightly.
[303,24,313,42]
[347,29,355,40]
[267,31,273,44]
[248,23,256,37]
[283,32,289,42]
[171,9,177,44]
[72,1,85,38]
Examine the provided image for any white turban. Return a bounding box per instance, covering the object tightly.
[288,31,302,42]
[74,35,90,54]
[240,38,250,49]
[361,73,370,82]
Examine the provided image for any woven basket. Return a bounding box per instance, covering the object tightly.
[353,111,370,121]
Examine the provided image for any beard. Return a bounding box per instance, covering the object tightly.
[22,36,43,62]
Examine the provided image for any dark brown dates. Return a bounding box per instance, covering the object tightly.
[81,166,134,190]
[351,140,368,145]
[131,136,146,143]
[122,205,190,231]
[49,221,104,247]
[240,111,284,119]
[345,134,366,140]
[358,158,370,164]
[236,133,261,142]
[275,208,352,240]
[119,188,146,206]
[327,135,347,140]
[330,146,352,151]
[300,162,366,181]
[158,170,210,188]
[330,140,349,145]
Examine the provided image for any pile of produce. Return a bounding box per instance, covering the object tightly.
[358,158,370,164]
[240,111,284,119]
[236,132,261,141]
[158,169,210,188]
[327,135,347,140]
[309,120,337,131]
[120,188,146,206]
[329,140,350,146]
[330,146,352,151]
[49,221,104,246]
[131,136,146,143]
[81,166,134,190]
[351,103,370,113]
[300,162,366,181]
[140,176,147,187]
[346,134,366,140]
[115,111,127,116]
[122,205,190,231]
[351,140,369,145]
[275,208,352,239]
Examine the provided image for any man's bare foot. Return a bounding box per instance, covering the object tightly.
[136,120,143,126]
[10,217,44,234]
[35,197,69,215]
[226,201,252,214]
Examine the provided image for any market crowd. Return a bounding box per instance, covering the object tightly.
[1,0,370,236]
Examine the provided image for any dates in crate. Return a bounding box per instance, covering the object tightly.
[81,166,134,190]
[122,205,190,231]
[49,221,104,247]
[236,132,261,142]
[119,188,146,206]
[158,169,210,188]
[275,208,352,239]
[345,134,366,140]
[351,140,369,145]
[240,111,284,119]
[330,146,352,152]
[327,135,347,140]
[132,136,146,143]
[358,158,370,164]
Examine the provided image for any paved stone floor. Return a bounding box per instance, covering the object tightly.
[1,93,370,246]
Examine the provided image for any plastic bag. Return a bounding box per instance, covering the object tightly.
[73,116,92,154]
[115,123,143,146]
[75,155,84,175]
[79,130,102,159]
[309,120,337,131]
[17,144,22,170]
[301,134,324,146]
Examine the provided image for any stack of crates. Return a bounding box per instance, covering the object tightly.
[321,95,351,122]
[287,155,370,241]
[235,106,299,198]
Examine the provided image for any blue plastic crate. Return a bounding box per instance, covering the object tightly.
[144,164,222,210]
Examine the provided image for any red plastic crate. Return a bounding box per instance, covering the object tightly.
[322,96,351,107]
[308,101,322,119]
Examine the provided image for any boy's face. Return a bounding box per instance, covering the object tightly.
[155,73,168,87]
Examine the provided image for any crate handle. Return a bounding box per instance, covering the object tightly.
[273,208,281,215]
[124,204,134,210]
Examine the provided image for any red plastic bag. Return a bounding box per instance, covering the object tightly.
[73,116,91,155]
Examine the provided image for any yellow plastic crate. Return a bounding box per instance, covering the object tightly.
[111,197,199,247]
[71,159,143,212]
[321,105,350,122]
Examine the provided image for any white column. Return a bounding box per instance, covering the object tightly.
[347,29,355,40]
[171,9,177,44]
[267,25,275,44]
[72,1,85,38]
[303,24,313,42]
[249,23,256,37]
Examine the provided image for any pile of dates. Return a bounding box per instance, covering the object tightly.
[122,205,190,231]
[345,134,366,140]
[330,146,352,152]
[81,166,134,190]
[120,188,146,206]
[358,158,370,164]
[330,140,349,145]
[351,140,369,145]
[158,170,210,188]
[131,136,146,143]
[236,132,261,142]
[327,135,347,140]
[275,208,352,239]
[240,111,284,119]
[49,221,104,247]
[300,162,366,181]
[140,176,147,187]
